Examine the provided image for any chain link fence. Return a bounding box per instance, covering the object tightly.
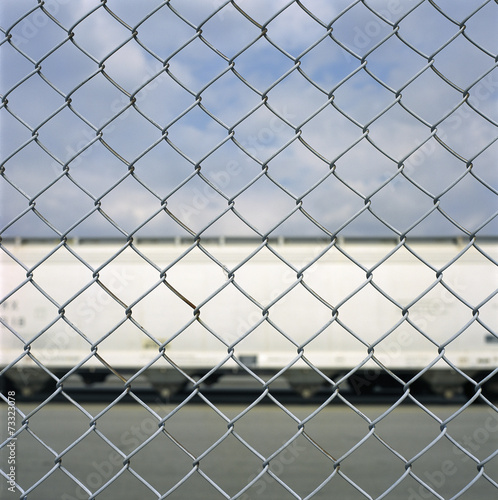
[1,0,497,498]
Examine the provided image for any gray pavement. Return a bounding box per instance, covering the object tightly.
[1,400,497,499]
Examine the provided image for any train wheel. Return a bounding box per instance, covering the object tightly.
[0,374,17,395]
[465,381,498,404]
[288,382,322,399]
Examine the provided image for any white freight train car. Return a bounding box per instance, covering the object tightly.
[1,237,497,398]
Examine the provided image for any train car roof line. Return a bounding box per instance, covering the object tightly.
[1,235,497,246]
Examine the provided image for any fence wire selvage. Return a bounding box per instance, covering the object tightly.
[1,1,498,499]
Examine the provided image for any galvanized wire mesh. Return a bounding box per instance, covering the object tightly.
[1,0,497,499]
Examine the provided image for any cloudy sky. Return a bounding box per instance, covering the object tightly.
[1,0,497,239]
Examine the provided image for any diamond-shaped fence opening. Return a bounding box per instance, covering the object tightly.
[1,1,497,499]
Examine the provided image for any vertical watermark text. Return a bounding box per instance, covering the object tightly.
[6,391,17,494]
